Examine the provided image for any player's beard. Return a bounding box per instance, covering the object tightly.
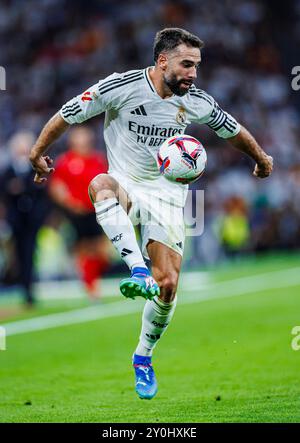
[163,73,192,96]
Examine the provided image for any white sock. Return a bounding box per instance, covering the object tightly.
[135,295,177,356]
[95,197,146,270]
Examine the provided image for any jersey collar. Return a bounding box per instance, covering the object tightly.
[144,66,176,101]
[144,66,156,93]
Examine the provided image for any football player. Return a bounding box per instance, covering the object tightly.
[30,28,273,399]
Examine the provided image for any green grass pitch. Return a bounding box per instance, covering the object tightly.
[1,253,300,423]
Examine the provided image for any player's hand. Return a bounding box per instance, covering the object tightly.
[253,155,273,179]
[29,152,55,184]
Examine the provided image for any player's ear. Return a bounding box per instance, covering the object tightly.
[158,53,168,71]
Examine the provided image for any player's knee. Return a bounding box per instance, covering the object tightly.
[89,174,116,202]
[157,271,178,297]
[89,173,111,194]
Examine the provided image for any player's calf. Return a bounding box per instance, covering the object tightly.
[134,271,179,356]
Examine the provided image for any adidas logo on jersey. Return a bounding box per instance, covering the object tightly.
[130,105,147,116]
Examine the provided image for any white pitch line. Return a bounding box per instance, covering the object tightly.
[4,300,144,337]
[181,266,300,303]
[3,267,300,337]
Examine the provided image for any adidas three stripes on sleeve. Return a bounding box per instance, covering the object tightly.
[59,70,144,125]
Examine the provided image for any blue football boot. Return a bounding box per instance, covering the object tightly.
[120,267,160,300]
[133,354,158,400]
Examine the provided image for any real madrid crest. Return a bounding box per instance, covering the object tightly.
[176,106,187,126]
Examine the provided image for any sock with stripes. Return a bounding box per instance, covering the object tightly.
[94,197,146,271]
[135,295,177,357]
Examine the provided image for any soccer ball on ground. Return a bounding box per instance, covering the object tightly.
[157,135,207,184]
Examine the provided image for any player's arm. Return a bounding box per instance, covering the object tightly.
[195,91,273,179]
[29,72,120,184]
[29,82,103,184]
[227,125,273,179]
[29,113,69,184]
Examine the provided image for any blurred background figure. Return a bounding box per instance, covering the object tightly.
[48,126,112,300]
[0,131,50,306]
[218,196,250,259]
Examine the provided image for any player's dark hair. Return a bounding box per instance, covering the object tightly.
[153,28,204,62]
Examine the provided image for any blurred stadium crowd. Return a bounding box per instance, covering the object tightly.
[0,0,299,300]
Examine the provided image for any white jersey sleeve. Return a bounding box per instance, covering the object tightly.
[59,70,144,124]
[189,88,241,138]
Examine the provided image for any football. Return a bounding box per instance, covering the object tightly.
[157,135,207,184]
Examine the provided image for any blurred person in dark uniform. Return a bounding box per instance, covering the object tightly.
[0,131,51,306]
[48,126,111,300]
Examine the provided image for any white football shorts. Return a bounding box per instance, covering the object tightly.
[109,172,185,259]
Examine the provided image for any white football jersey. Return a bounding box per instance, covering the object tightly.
[60,67,240,206]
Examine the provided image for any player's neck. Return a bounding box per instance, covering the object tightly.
[149,67,173,100]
